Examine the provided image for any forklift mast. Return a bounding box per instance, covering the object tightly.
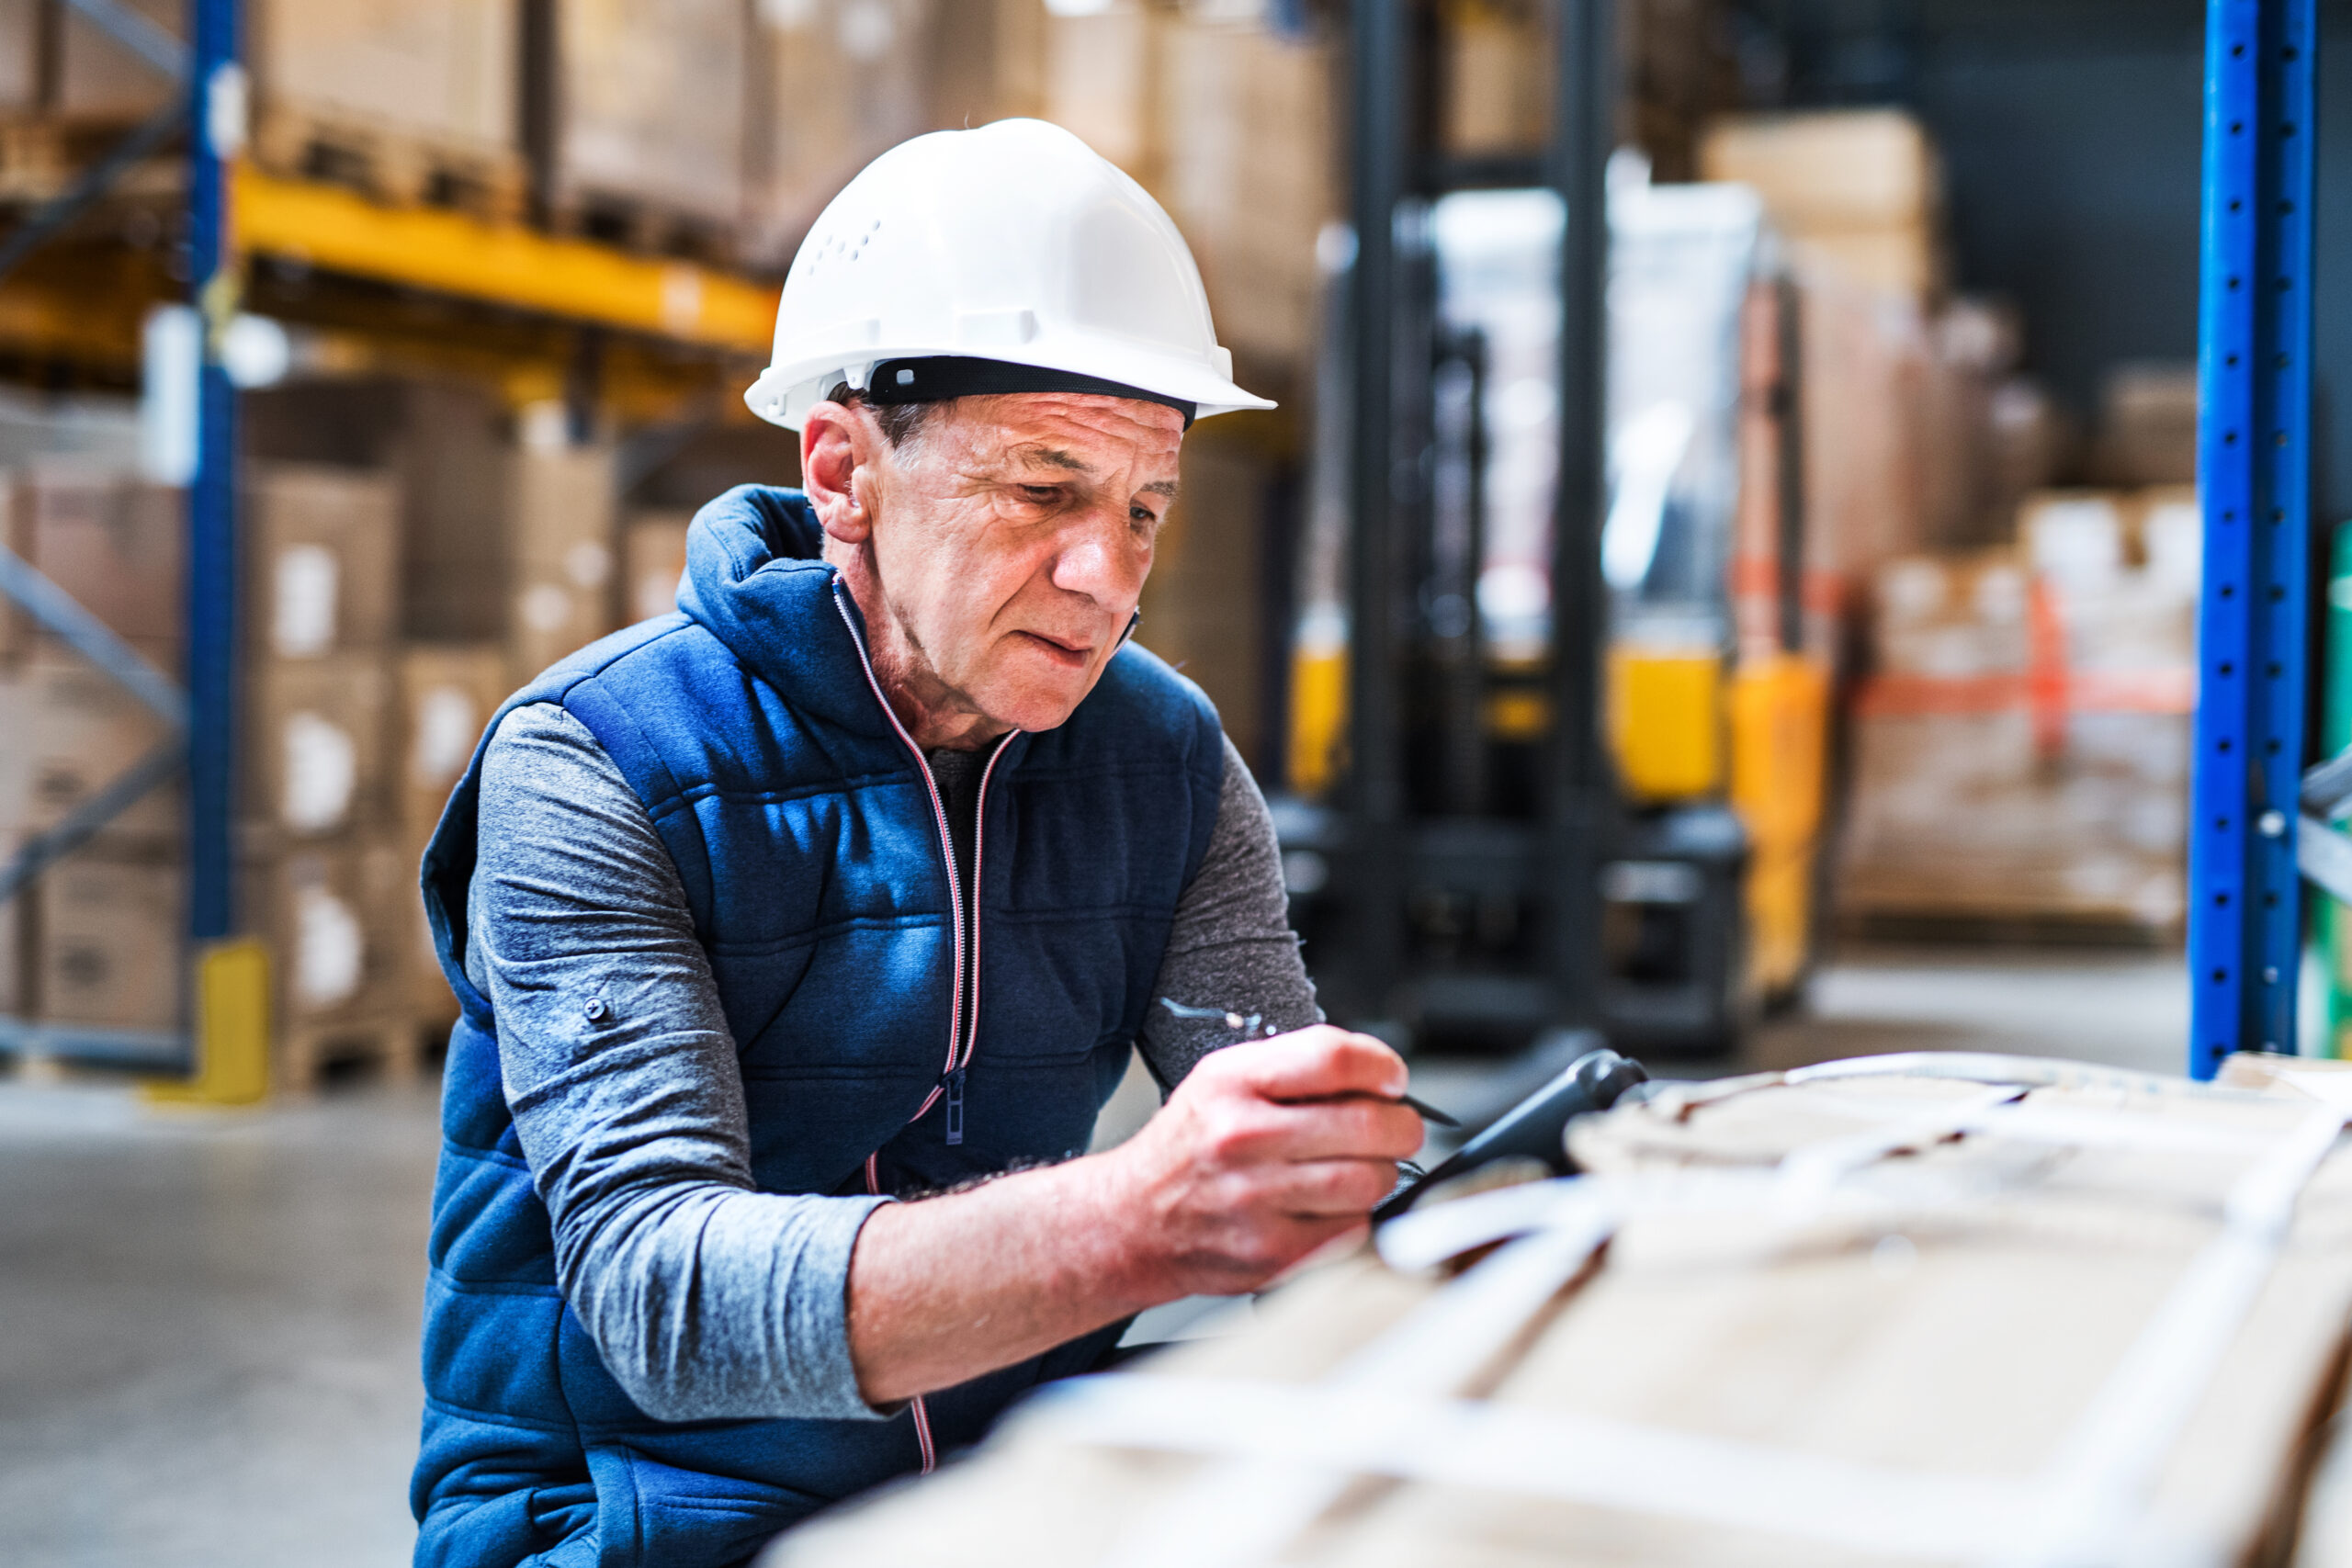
[1289,0,1819,1056]
[1306,0,1614,1046]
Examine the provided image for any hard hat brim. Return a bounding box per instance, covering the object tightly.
[745,343,1274,432]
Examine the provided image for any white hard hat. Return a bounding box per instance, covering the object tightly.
[744,118,1274,431]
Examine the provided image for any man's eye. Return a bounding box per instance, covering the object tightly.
[1131,506,1159,527]
[1020,486,1061,505]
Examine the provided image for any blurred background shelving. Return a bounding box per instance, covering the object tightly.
[0,0,2295,1090]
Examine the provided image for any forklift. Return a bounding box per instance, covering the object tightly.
[1277,0,1830,1057]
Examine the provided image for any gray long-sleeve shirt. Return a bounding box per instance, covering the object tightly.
[464,701,1316,1423]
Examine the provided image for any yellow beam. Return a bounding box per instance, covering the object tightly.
[233,167,778,355]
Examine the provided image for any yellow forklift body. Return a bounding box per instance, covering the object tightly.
[1608,645,1724,801]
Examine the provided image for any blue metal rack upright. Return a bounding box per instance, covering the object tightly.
[2188,0,2318,1077]
[187,0,239,971]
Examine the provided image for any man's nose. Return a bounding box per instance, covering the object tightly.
[1049,505,1144,604]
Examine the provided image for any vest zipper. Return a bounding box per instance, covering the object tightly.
[832,577,1023,1477]
[951,735,1012,1145]
[831,580,967,1122]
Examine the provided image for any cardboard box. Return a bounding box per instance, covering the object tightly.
[554,0,747,232]
[395,643,502,1029]
[13,643,183,843]
[37,848,182,1034]
[507,443,619,681]
[1441,0,1548,158]
[743,0,940,267]
[1136,425,1272,761]
[248,0,517,158]
[249,835,413,1033]
[17,467,183,650]
[243,377,511,642]
[1702,110,1945,301]
[398,643,506,845]
[1795,268,1934,637]
[1152,17,1338,366]
[2095,363,2199,487]
[0,0,37,113]
[768,1061,2352,1568]
[57,0,182,120]
[1700,108,1940,232]
[623,510,692,625]
[246,652,395,840]
[247,463,401,660]
[1045,2,1159,175]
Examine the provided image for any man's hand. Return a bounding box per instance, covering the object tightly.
[845,1025,1419,1404]
[1097,1026,1425,1299]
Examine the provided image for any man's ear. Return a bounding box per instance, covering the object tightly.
[800,401,871,545]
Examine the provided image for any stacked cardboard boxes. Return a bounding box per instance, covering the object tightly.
[53,0,182,121]
[1437,0,1739,180]
[244,375,513,641]
[242,463,421,1084]
[1,467,185,1043]
[623,510,693,626]
[396,642,507,1032]
[552,0,748,253]
[245,0,524,218]
[506,441,620,683]
[743,0,946,271]
[1838,488,2199,932]
[1136,424,1277,763]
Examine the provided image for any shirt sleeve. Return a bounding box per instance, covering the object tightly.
[1135,734,1322,1089]
[466,701,890,1424]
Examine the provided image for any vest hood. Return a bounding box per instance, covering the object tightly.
[675,484,894,740]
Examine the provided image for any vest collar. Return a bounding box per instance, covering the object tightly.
[674,485,1039,773]
[676,484,899,739]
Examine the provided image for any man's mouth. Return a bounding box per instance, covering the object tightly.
[1014,629,1094,667]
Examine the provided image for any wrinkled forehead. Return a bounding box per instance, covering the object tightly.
[935,391,1186,466]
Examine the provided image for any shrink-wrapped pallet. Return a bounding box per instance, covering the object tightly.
[1839,491,2197,933]
[767,1055,2352,1567]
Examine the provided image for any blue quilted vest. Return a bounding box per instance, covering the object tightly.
[411,486,1224,1567]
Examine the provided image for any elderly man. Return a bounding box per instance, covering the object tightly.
[410,120,1420,1567]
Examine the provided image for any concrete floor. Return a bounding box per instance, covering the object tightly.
[0,942,2190,1567]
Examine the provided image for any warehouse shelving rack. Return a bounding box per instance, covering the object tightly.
[2188,0,2318,1076]
[0,0,780,1082]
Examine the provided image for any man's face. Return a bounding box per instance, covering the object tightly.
[810,392,1182,743]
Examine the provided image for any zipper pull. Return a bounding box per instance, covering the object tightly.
[944,1066,967,1146]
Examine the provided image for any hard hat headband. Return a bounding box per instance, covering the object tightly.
[861,356,1197,429]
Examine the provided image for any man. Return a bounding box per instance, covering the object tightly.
[411,119,1421,1567]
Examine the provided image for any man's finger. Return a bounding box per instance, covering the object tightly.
[1216,1026,1406,1103]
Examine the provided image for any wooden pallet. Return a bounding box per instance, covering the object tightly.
[548,189,741,268]
[1836,906,2183,949]
[0,115,182,205]
[251,104,526,224]
[278,1009,434,1092]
